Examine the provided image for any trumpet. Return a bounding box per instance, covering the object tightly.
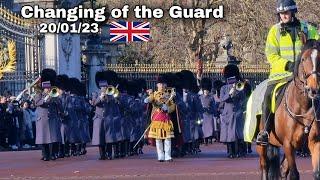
[49,87,60,98]
[104,85,119,98]
[235,82,245,91]
[44,86,60,102]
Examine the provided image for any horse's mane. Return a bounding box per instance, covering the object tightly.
[293,39,320,78]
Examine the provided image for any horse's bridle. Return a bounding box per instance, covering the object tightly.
[285,48,320,134]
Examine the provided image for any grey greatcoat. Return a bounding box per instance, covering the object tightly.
[59,92,68,144]
[64,94,82,143]
[118,94,131,142]
[129,97,145,142]
[79,97,91,143]
[91,94,106,146]
[199,94,216,138]
[183,91,203,141]
[103,95,122,143]
[35,93,62,144]
[219,84,245,143]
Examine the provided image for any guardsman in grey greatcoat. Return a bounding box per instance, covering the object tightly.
[199,78,216,145]
[91,71,108,160]
[102,70,121,160]
[56,74,70,158]
[78,82,91,155]
[35,69,62,161]
[180,70,203,155]
[219,64,246,158]
[65,78,83,156]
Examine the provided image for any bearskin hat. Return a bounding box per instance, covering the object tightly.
[56,74,69,91]
[78,82,87,97]
[223,64,240,80]
[180,70,198,92]
[40,68,57,88]
[127,80,139,97]
[68,78,81,95]
[118,78,128,93]
[201,78,212,91]
[156,74,168,84]
[135,78,147,92]
[95,70,119,89]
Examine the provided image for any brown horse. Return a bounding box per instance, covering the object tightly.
[257,39,320,180]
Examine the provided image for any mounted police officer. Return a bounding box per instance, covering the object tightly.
[256,0,319,145]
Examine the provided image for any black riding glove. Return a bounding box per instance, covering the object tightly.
[285,61,294,72]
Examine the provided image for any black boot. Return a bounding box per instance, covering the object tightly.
[42,144,50,161]
[227,143,233,158]
[65,143,71,157]
[58,144,65,158]
[106,143,113,160]
[256,89,273,146]
[98,145,106,160]
[80,143,87,155]
[49,144,56,160]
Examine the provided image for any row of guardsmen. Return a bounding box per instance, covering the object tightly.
[33,64,249,161]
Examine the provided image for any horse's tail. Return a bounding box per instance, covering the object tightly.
[267,144,280,179]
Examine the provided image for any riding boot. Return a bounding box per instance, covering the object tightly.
[256,87,273,146]
[98,145,106,160]
[247,142,252,153]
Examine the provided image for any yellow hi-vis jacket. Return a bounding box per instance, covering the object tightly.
[265,21,319,81]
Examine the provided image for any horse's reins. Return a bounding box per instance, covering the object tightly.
[284,48,320,134]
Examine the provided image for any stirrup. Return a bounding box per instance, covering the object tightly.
[256,131,270,146]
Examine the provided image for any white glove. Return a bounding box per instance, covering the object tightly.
[161,104,168,111]
[144,97,151,104]
[229,87,235,96]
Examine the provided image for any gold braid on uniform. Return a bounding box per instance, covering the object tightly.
[148,90,175,139]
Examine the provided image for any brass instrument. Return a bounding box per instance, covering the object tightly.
[235,82,245,91]
[105,85,119,98]
[16,77,41,101]
[49,87,60,98]
[44,86,60,102]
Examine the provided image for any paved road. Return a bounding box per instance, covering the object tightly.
[0,143,314,179]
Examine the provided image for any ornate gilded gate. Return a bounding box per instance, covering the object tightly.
[0,5,42,95]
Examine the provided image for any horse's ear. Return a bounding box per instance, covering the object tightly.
[299,31,307,45]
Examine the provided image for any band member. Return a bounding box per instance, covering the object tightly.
[78,82,91,155]
[65,78,83,156]
[134,78,149,154]
[219,64,246,158]
[91,71,108,160]
[102,70,121,160]
[180,70,203,154]
[199,78,216,145]
[144,74,175,162]
[164,73,184,158]
[34,69,62,161]
[56,74,70,158]
[117,78,129,158]
[212,79,225,142]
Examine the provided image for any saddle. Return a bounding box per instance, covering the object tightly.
[271,81,291,113]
